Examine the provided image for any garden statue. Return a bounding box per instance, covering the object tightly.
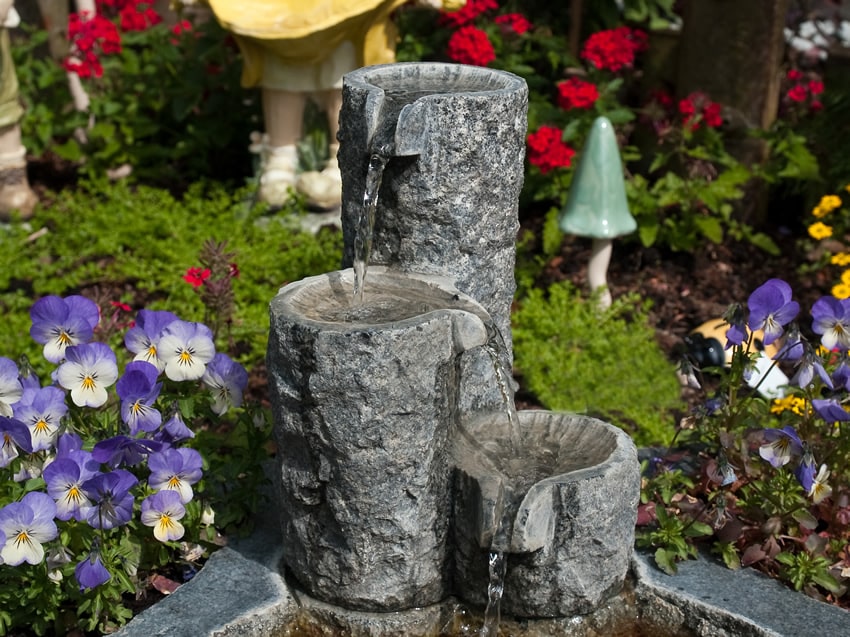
[559,116,636,309]
[208,0,461,209]
[0,0,36,220]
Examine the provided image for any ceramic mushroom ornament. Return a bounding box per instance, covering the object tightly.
[559,116,636,309]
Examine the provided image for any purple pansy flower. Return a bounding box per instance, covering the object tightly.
[0,416,32,468]
[43,451,100,521]
[201,353,249,415]
[13,385,68,452]
[811,295,850,351]
[722,303,748,348]
[55,431,84,457]
[812,398,850,423]
[92,435,165,468]
[81,470,138,530]
[0,492,58,565]
[156,320,216,382]
[795,451,817,493]
[759,425,804,467]
[124,310,180,373]
[56,343,119,408]
[116,361,162,434]
[747,279,799,346]
[29,295,100,364]
[75,550,111,590]
[789,346,833,390]
[0,357,22,418]
[141,490,186,542]
[154,408,194,444]
[148,448,203,503]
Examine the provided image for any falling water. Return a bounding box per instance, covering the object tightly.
[477,324,522,637]
[353,145,392,303]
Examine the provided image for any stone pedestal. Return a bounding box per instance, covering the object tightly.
[267,267,490,611]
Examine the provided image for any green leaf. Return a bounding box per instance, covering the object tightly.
[52,139,82,162]
[791,508,819,530]
[654,547,678,575]
[684,520,714,537]
[747,232,780,256]
[694,216,723,243]
[812,571,843,593]
[775,551,795,566]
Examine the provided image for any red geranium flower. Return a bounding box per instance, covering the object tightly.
[581,26,647,73]
[63,12,122,78]
[494,13,532,36]
[556,77,599,110]
[678,92,723,131]
[527,126,576,174]
[439,0,498,28]
[447,26,495,67]
[119,1,162,32]
[787,84,808,103]
[183,267,211,288]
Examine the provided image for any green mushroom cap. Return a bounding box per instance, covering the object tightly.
[559,116,636,239]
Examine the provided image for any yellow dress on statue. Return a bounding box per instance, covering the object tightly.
[207,0,409,91]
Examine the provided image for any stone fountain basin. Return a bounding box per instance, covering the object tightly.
[453,410,641,618]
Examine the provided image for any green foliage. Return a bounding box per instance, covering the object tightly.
[637,503,712,575]
[0,179,343,375]
[13,17,261,188]
[512,280,680,446]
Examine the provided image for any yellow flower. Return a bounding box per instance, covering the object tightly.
[833,283,850,300]
[831,252,850,266]
[808,221,833,240]
[845,183,850,194]
[812,195,842,217]
[770,395,807,416]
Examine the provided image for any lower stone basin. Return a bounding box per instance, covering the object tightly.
[452,410,641,618]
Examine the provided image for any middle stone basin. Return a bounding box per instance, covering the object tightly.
[266,266,493,611]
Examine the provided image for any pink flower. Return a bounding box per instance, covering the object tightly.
[556,77,599,110]
[446,26,495,67]
[527,126,576,174]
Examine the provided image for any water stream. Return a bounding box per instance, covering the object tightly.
[352,145,392,303]
[477,327,523,637]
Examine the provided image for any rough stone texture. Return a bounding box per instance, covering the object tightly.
[338,63,528,360]
[453,411,641,618]
[632,549,850,637]
[266,267,490,611]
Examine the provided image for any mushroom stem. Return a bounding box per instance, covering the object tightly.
[588,237,613,309]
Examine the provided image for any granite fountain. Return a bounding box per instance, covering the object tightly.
[116,62,850,637]
[261,62,640,634]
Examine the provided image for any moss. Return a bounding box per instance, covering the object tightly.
[512,280,681,446]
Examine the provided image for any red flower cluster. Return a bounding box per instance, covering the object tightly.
[447,26,495,67]
[556,77,599,110]
[183,267,211,288]
[527,126,576,174]
[117,0,162,32]
[439,0,498,28]
[678,91,723,131]
[494,13,532,36]
[580,26,648,73]
[784,68,824,114]
[63,12,121,78]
